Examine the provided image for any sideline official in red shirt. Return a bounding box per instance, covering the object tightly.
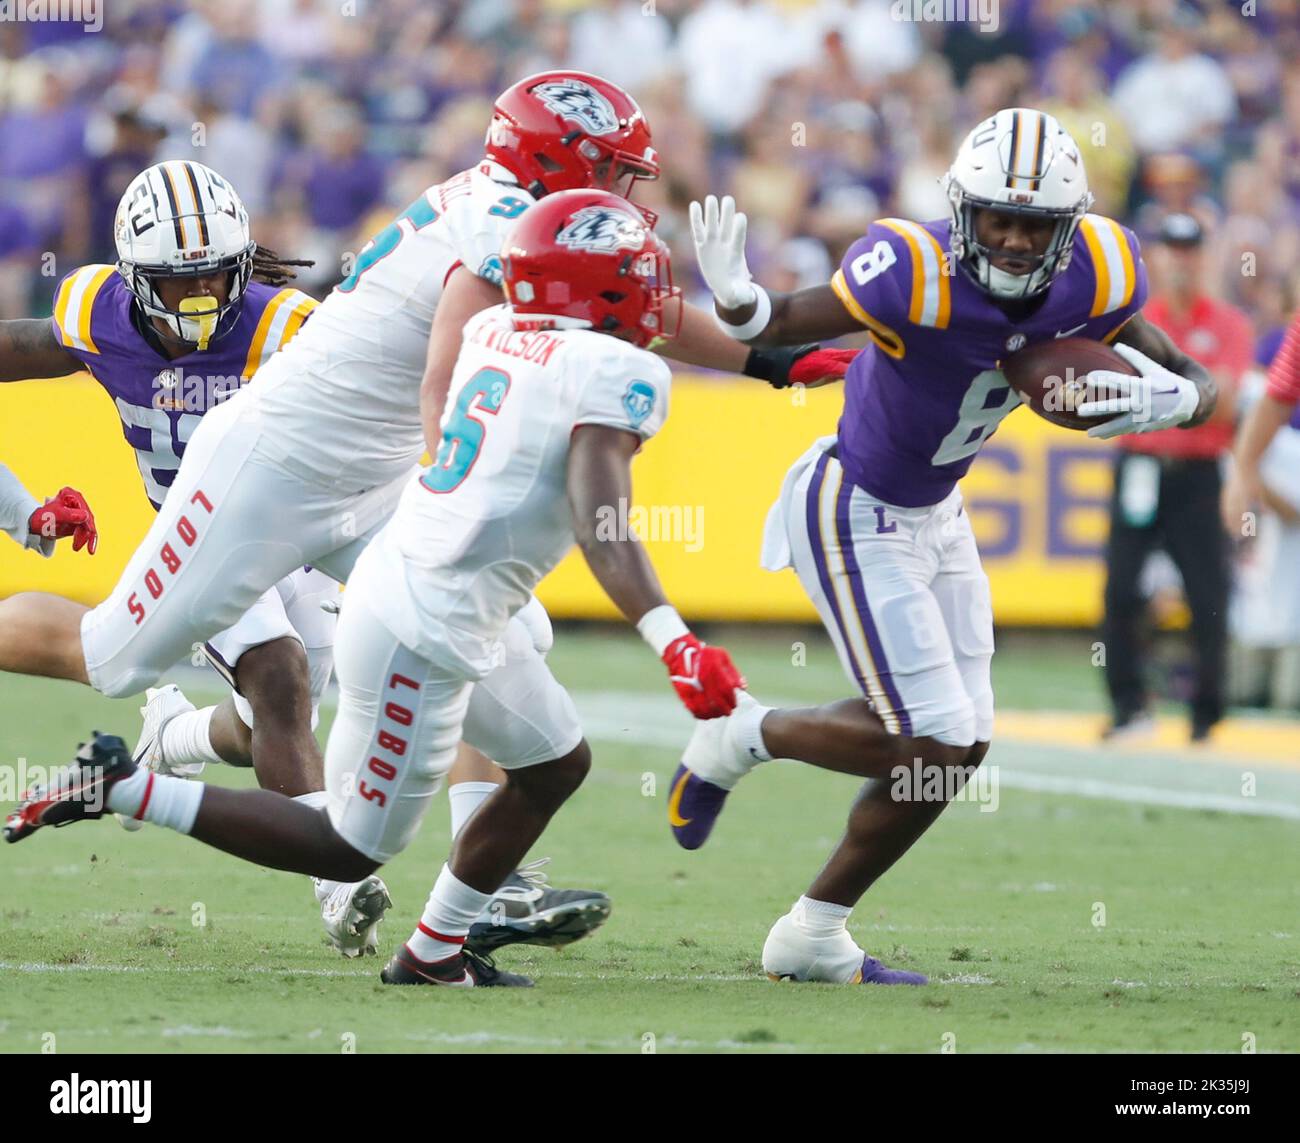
[1101,213,1254,743]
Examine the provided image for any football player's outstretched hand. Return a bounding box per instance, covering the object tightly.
[28,486,98,555]
[663,633,746,719]
[689,195,756,310]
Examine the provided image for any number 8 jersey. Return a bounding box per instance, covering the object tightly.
[830,213,1147,507]
[356,304,670,676]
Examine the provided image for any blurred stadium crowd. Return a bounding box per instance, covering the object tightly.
[2,0,1300,712]
[0,0,1297,352]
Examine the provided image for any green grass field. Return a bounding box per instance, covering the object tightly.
[1,627,1296,1054]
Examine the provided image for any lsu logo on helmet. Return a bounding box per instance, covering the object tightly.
[534,79,620,136]
[556,206,646,255]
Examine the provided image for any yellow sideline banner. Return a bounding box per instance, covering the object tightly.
[0,374,1116,626]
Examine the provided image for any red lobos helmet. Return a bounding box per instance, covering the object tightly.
[485,71,660,201]
[501,189,680,349]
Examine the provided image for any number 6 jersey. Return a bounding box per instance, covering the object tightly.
[829,213,1147,507]
[357,304,670,676]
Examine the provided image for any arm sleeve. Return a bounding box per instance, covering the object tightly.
[573,345,671,443]
[0,463,51,556]
[1266,314,1300,405]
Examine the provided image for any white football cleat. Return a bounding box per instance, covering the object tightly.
[116,684,199,832]
[317,875,393,958]
[762,908,866,983]
[762,906,927,985]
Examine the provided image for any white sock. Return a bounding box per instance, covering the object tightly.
[106,770,204,833]
[406,863,492,963]
[731,696,774,762]
[160,706,224,767]
[795,895,852,938]
[448,781,499,840]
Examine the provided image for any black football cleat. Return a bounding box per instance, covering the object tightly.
[464,858,611,955]
[4,733,136,844]
[380,944,533,988]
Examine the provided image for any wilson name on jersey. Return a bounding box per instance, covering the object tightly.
[362,305,671,676]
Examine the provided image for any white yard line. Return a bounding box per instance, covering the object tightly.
[571,692,1300,822]
[993,771,1300,820]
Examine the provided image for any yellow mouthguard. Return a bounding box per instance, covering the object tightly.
[179,296,219,350]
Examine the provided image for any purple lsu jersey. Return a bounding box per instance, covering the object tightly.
[830,214,1147,507]
[51,266,317,509]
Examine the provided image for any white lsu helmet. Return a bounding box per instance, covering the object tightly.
[943,108,1094,300]
[114,160,256,346]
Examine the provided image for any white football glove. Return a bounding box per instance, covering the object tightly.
[689,194,757,310]
[1077,342,1201,440]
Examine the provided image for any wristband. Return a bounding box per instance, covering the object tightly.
[637,604,691,657]
[743,344,817,389]
[713,285,771,341]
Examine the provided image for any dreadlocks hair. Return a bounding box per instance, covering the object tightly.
[251,245,315,287]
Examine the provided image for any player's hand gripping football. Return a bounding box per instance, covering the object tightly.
[1077,343,1200,440]
[28,486,98,554]
[663,633,746,719]
[689,195,757,310]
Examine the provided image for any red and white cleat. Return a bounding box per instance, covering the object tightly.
[4,733,137,844]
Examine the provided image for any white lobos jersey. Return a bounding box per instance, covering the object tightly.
[357,304,671,675]
[248,163,536,488]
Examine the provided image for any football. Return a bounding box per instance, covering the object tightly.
[1002,336,1139,431]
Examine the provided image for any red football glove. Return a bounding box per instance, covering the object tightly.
[742,345,859,389]
[786,347,859,387]
[663,633,746,719]
[28,486,98,555]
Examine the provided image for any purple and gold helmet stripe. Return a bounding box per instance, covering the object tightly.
[1004,109,1021,189]
[181,162,211,247]
[1005,110,1047,191]
[1029,112,1047,191]
[156,162,189,248]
